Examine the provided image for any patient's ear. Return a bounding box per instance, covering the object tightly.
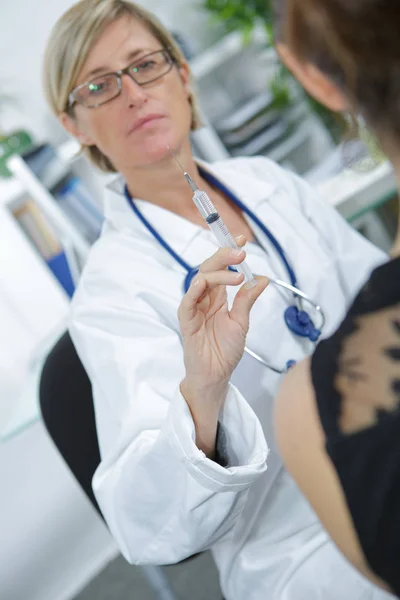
[276,41,348,113]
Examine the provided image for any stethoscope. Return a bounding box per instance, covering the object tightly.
[123,170,325,374]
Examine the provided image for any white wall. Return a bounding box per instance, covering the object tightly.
[0,0,219,146]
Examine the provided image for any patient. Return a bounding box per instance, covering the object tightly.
[273,0,400,596]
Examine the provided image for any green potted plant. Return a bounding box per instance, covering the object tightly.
[0,90,33,178]
[201,0,344,142]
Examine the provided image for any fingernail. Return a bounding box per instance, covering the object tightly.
[231,249,244,257]
[245,279,258,290]
[235,235,245,242]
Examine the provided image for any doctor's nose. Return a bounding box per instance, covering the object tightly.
[121,74,148,107]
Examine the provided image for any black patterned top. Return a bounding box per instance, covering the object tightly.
[311,257,400,595]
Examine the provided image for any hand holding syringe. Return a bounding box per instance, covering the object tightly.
[167,147,257,288]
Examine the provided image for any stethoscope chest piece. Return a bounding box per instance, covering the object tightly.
[284,306,321,342]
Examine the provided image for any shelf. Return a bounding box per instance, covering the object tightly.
[190,28,273,80]
[0,138,80,208]
[267,121,310,164]
[0,176,24,207]
[316,161,397,220]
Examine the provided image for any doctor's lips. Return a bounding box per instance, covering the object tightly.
[127,114,165,134]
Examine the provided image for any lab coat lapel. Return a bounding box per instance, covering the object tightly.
[104,175,201,258]
[104,160,282,276]
[195,158,277,213]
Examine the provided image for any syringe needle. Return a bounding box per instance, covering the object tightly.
[167,145,198,192]
[167,145,185,172]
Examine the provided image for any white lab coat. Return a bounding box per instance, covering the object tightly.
[70,156,392,600]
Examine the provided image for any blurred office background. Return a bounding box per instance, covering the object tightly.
[0,1,398,599]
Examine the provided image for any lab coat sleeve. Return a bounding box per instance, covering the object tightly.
[250,157,388,301]
[69,291,268,566]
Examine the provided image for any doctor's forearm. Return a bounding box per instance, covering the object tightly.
[180,378,229,460]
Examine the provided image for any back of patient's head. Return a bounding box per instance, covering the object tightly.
[275,0,400,155]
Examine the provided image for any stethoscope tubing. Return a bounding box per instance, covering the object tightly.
[123,174,326,374]
[243,278,325,373]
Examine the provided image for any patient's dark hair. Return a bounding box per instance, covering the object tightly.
[275,0,400,145]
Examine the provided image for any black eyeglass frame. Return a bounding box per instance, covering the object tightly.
[67,49,175,110]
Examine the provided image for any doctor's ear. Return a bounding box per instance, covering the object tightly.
[59,111,95,147]
[276,41,348,113]
[178,62,191,97]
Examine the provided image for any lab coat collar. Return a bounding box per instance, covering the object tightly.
[104,158,277,255]
[196,158,277,211]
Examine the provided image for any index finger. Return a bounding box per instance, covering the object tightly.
[199,235,247,274]
[178,274,207,324]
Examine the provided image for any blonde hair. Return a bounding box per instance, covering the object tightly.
[43,0,202,172]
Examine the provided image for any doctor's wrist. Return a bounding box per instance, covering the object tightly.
[180,378,228,410]
[180,378,229,459]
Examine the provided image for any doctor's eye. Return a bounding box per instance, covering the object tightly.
[131,59,157,73]
[86,76,115,96]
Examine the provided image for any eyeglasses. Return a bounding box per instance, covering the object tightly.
[68,49,175,109]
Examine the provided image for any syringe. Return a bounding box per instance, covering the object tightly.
[168,146,257,288]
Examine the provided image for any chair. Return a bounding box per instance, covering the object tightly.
[39,331,179,600]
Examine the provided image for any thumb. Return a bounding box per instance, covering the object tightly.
[230,276,269,331]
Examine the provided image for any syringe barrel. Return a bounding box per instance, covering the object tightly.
[192,189,256,287]
[192,190,217,220]
[208,216,256,288]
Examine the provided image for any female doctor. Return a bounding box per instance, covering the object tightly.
[44,1,390,598]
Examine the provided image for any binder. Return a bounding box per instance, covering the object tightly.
[12,197,75,297]
[13,198,60,259]
[46,251,75,298]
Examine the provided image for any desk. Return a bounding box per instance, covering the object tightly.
[1,321,66,442]
[1,358,43,442]
[1,162,397,443]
